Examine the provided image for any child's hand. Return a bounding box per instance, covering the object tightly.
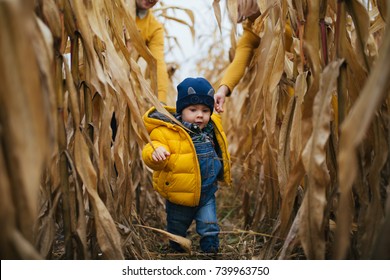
[152,146,170,162]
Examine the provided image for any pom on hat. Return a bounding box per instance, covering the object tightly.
[176,77,215,114]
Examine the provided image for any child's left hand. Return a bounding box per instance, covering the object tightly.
[152,146,170,162]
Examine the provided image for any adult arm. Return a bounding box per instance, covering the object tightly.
[215,23,260,112]
[148,22,169,103]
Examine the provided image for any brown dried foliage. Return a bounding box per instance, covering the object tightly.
[206,0,390,260]
[1,0,389,260]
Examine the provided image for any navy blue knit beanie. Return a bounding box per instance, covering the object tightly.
[176,77,215,114]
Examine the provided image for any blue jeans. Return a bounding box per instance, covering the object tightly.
[166,194,219,253]
[166,140,222,252]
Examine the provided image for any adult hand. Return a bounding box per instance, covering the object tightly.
[214,85,230,113]
[152,146,170,162]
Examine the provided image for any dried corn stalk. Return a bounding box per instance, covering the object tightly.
[207,0,389,259]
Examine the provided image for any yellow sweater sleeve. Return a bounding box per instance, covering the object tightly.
[136,11,169,103]
[219,22,260,94]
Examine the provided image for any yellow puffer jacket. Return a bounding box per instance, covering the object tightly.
[142,106,232,207]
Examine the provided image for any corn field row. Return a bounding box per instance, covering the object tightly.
[0,0,389,260]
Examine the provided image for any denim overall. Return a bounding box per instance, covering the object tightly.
[166,130,222,253]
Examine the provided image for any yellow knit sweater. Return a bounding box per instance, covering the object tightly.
[136,10,169,103]
[219,21,260,94]
[219,20,293,94]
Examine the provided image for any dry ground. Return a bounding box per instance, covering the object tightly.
[52,181,306,260]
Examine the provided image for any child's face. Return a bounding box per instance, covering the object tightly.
[181,104,211,130]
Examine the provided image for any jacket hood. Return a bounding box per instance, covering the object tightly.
[143,106,178,134]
